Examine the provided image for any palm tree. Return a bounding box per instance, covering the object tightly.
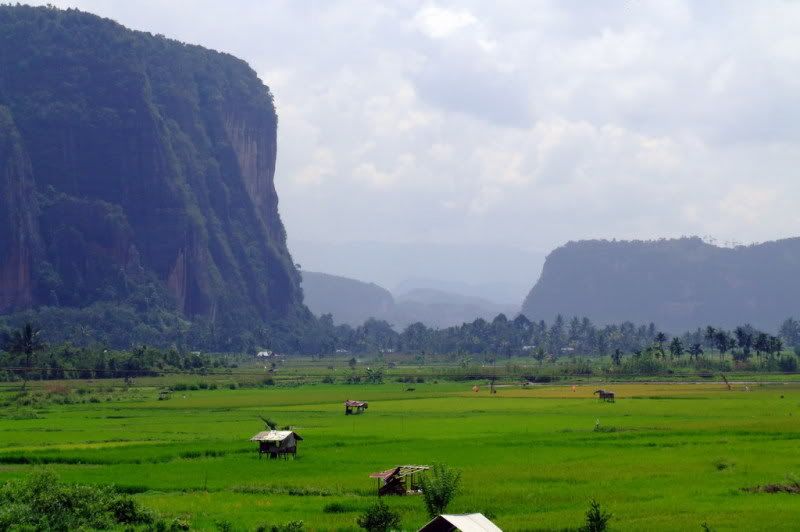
[669,337,684,359]
[655,332,668,358]
[705,326,717,349]
[6,323,45,391]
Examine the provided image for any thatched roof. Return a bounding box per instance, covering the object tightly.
[250,430,303,442]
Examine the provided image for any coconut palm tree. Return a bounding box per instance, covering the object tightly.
[6,323,45,391]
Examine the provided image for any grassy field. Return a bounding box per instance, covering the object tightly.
[1,379,799,530]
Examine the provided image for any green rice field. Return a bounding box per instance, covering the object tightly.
[1,380,799,530]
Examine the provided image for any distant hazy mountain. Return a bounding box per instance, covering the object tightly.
[301,271,516,329]
[291,240,544,304]
[393,289,517,329]
[521,237,800,332]
[301,271,393,326]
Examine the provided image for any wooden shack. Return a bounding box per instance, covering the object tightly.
[369,465,429,496]
[418,513,502,532]
[250,430,303,459]
[345,400,368,415]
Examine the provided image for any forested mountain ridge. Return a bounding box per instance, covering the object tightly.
[0,5,309,349]
[522,237,800,332]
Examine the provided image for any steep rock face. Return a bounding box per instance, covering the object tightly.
[521,237,800,332]
[0,108,38,311]
[0,6,304,328]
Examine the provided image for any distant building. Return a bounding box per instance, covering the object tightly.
[256,350,274,358]
[344,400,368,415]
[419,513,502,532]
[369,465,429,496]
[522,345,536,351]
[250,430,302,459]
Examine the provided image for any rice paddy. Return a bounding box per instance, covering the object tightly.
[1,379,799,530]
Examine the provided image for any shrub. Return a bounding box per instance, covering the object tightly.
[419,463,461,518]
[356,499,401,532]
[257,521,304,532]
[323,501,348,513]
[583,499,612,532]
[322,375,335,384]
[0,470,153,530]
[778,356,798,372]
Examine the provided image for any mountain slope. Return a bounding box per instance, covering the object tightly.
[301,271,516,329]
[301,271,394,326]
[0,6,307,347]
[521,237,800,332]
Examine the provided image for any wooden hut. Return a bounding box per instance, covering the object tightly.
[369,465,429,496]
[250,430,303,459]
[345,400,368,415]
[418,513,502,532]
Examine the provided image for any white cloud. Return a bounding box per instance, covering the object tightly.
[31,0,800,258]
[413,4,477,39]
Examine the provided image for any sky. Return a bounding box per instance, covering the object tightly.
[29,1,800,285]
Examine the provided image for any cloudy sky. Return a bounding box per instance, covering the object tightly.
[34,1,800,260]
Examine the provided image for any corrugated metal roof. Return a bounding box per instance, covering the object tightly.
[345,400,368,407]
[250,430,302,442]
[421,513,502,532]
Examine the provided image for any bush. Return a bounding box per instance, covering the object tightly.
[778,356,798,372]
[419,463,461,518]
[583,499,612,532]
[356,499,401,532]
[257,521,304,532]
[0,470,153,530]
[323,501,348,513]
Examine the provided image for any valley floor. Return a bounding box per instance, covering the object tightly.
[1,381,799,530]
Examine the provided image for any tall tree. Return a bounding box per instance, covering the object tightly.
[669,337,684,359]
[6,323,45,391]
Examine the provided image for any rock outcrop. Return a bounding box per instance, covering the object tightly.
[521,237,800,332]
[0,6,304,333]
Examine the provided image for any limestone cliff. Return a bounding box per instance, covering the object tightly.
[521,237,800,332]
[0,6,305,338]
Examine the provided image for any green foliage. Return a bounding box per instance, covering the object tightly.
[356,499,401,532]
[260,415,278,430]
[257,521,304,532]
[583,499,612,532]
[0,469,153,530]
[419,463,461,518]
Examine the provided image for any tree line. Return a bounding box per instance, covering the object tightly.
[312,314,800,365]
[2,316,799,382]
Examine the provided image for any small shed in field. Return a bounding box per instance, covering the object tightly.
[418,513,502,532]
[250,430,302,459]
[369,465,429,495]
[345,400,368,415]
